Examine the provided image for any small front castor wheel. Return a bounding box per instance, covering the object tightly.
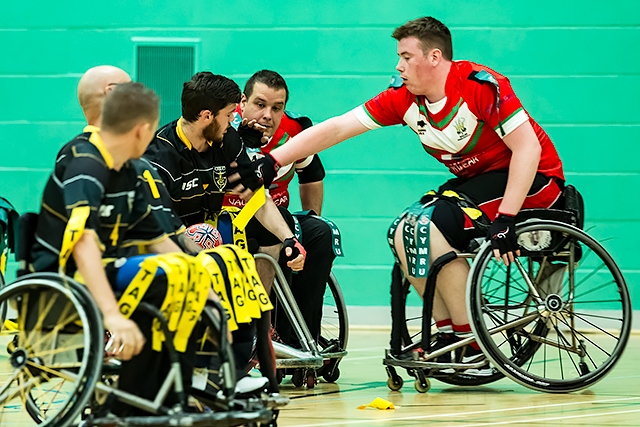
[291,369,304,388]
[414,370,431,393]
[305,369,317,389]
[387,376,403,391]
[323,365,340,383]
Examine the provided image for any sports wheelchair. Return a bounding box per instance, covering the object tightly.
[383,186,632,393]
[0,213,286,426]
[254,254,348,389]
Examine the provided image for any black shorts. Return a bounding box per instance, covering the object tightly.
[431,171,564,251]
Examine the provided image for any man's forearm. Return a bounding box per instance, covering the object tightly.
[271,111,369,166]
[73,232,120,317]
[148,235,184,254]
[299,181,324,215]
[255,196,293,242]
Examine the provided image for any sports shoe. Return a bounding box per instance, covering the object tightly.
[456,344,485,364]
[428,333,460,363]
[456,345,493,376]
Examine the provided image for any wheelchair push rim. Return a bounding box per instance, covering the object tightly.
[0,275,104,426]
[467,220,632,393]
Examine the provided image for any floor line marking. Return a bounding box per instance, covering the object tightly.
[291,395,640,426]
[450,407,640,427]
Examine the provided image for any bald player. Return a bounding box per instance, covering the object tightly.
[77,65,132,128]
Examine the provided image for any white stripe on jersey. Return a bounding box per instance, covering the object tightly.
[352,106,383,130]
[62,174,105,193]
[499,109,529,137]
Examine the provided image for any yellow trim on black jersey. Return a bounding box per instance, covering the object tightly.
[88,131,114,169]
[83,125,100,133]
[176,117,215,149]
[176,117,193,150]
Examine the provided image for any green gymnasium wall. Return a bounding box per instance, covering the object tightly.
[1,1,638,309]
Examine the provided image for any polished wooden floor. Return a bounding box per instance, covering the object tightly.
[276,329,640,427]
[2,329,639,426]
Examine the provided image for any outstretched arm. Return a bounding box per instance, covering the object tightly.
[270,111,369,166]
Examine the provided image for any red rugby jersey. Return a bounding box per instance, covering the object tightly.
[353,60,564,181]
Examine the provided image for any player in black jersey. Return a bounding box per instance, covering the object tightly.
[32,82,211,412]
[145,72,305,391]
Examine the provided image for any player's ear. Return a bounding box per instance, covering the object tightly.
[429,48,442,65]
[240,94,247,112]
[199,110,213,121]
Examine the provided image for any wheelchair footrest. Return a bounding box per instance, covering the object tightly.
[383,355,487,370]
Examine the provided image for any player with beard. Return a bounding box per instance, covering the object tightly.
[144,72,305,391]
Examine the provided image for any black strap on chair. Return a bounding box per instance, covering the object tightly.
[420,251,457,353]
[389,263,408,356]
[0,197,19,259]
[17,212,39,277]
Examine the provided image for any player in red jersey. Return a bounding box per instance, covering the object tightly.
[227,70,339,347]
[250,17,565,364]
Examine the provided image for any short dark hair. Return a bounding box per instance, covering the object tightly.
[101,82,159,134]
[182,72,241,122]
[392,17,453,61]
[244,70,289,104]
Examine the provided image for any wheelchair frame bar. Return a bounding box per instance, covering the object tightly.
[254,253,323,367]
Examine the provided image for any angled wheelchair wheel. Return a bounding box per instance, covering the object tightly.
[468,220,632,393]
[0,274,103,426]
[316,272,348,382]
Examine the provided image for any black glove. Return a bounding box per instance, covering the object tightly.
[238,123,266,149]
[229,161,262,192]
[282,237,306,262]
[254,153,280,189]
[488,213,518,258]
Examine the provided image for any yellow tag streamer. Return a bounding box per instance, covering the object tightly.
[196,252,238,331]
[232,187,266,230]
[357,397,395,410]
[60,206,90,272]
[174,257,209,352]
[142,169,161,199]
[462,207,484,220]
[205,207,248,250]
[228,245,273,312]
[117,258,158,319]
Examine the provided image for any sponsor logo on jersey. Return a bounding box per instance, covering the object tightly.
[182,178,199,191]
[99,205,115,217]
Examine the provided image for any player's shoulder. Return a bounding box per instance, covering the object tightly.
[58,131,107,165]
[147,121,181,157]
[457,60,509,89]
